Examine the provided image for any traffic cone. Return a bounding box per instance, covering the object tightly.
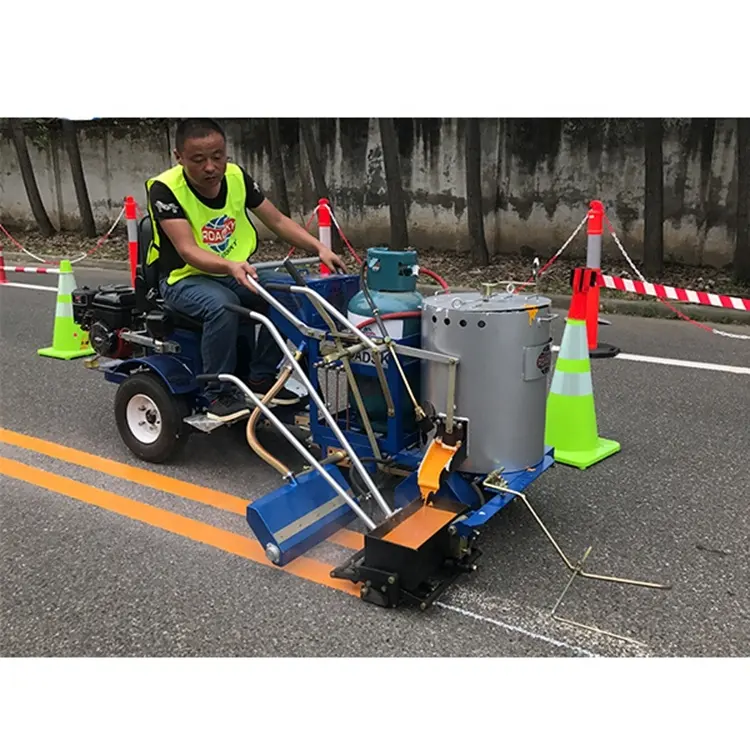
[545,268,620,469]
[38,259,95,360]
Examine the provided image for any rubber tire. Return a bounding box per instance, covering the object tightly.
[114,371,190,463]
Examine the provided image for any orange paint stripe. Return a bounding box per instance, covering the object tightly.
[0,455,360,597]
[0,427,248,516]
[329,528,365,550]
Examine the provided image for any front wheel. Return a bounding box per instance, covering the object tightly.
[114,371,190,463]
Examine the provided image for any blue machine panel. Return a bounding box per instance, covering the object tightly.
[246,464,359,566]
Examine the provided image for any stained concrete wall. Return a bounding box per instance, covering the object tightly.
[0,118,743,267]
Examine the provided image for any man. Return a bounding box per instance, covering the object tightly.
[145,118,346,420]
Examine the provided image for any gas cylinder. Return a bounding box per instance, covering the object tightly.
[346,248,423,433]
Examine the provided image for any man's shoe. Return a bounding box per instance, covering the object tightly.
[206,393,250,422]
[248,378,302,407]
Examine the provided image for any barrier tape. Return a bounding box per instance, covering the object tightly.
[603,213,750,341]
[0,205,125,267]
[599,273,750,312]
[4,266,61,275]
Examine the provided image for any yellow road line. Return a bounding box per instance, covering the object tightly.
[0,455,361,597]
[0,427,365,551]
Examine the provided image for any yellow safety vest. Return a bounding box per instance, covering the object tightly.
[145,163,258,285]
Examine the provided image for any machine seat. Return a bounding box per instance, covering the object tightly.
[137,215,204,332]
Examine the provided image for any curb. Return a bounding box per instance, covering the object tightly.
[6,253,747,327]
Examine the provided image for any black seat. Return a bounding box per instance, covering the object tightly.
[136,215,203,333]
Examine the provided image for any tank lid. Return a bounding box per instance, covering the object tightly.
[423,290,551,313]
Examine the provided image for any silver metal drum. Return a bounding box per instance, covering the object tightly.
[421,289,554,474]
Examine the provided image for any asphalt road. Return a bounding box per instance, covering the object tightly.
[1,267,748,658]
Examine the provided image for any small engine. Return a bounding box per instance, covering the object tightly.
[73,284,138,358]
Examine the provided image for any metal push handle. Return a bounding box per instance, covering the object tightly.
[224,303,394,520]
[195,373,377,531]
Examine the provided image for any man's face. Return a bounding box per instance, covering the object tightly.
[176,132,228,194]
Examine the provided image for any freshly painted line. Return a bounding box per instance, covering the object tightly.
[0,427,250,516]
[0,427,364,552]
[436,602,600,658]
[551,345,750,376]
[0,455,361,596]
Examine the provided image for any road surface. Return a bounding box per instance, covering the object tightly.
[1,267,748,657]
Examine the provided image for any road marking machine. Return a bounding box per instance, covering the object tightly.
[72,220,669,622]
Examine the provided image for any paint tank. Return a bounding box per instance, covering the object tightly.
[421,289,554,474]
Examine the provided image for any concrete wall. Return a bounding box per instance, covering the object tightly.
[0,118,743,267]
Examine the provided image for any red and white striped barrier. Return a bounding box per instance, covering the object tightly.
[0,244,59,291]
[599,273,750,313]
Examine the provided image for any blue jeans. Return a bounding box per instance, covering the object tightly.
[159,275,282,395]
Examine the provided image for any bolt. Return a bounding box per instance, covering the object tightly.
[448,525,456,536]
[381,585,387,593]
[387,576,395,585]
[420,602,427,611]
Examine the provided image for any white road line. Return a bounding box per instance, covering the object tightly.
[436,601,600,658]
[551,346,750,376]
[0,282,56,292]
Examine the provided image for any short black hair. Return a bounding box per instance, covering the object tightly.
[174,118,225,151]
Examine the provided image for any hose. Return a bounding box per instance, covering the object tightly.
[355,310,422,330]
[419,267,449,290]
[245,349,305,478]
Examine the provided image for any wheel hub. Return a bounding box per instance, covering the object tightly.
[126,394,163,444]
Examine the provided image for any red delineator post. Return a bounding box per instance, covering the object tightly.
[585,200,619,359]
[317,198,332,276]
[0,243,7,284]
[125,196,138,288]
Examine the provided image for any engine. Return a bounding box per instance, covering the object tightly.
[72,284,138,358]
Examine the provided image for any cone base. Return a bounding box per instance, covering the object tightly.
[38,346,95,360]
[553,436,621,469]
[589,342,620,359]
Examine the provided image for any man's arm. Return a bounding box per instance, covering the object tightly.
[149,182,258,289]
[243,170,347,273]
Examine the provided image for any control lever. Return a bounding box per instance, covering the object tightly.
[283,258,308,286]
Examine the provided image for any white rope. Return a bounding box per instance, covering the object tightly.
[70,206,125,265]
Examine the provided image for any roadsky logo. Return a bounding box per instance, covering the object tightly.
[202,215,236,255]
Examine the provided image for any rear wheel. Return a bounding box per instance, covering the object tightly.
[114,371,190,463]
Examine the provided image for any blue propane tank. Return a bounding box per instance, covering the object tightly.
[347,248,423,433]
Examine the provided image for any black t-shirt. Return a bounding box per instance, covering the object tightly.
[147,166,266,278]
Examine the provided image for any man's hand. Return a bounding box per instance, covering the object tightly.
[230,260,259,291]
[319,246,347,274]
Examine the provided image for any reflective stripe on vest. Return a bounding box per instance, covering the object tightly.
[145,163,258,285]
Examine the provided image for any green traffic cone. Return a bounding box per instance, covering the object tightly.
[38,259,95,360]
[545,317,620,469]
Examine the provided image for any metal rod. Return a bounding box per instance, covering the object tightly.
[445,358,458,433]
[500,486,672,590]
[241,309,394,519]
[390,342,457,366]
[305,296,383,460]
[372,353,395,417]
[216,374,376,530]
[550,546,592,617]
[289,285,381,350]
[243,276,319,338]
[251,256,320,271]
